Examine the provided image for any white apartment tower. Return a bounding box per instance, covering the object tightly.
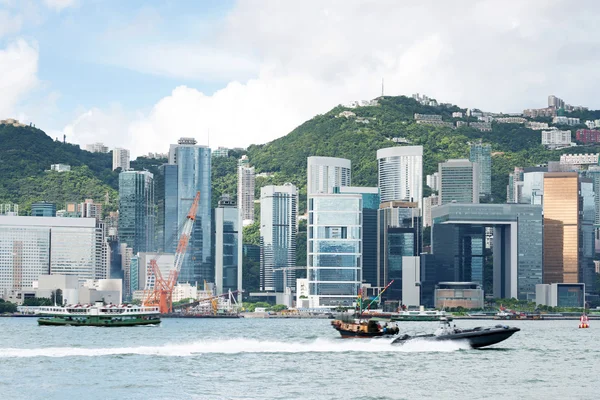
[377,146,423,208]
[112,148,130,171]
[307,157,351,194]
[238,155,256,226]
[260,184,298,292]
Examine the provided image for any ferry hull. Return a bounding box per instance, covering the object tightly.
[38,317,160,327]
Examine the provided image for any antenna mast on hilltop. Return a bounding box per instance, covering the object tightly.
[381,78,384,97]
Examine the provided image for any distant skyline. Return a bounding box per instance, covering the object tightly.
[1,0,599,156]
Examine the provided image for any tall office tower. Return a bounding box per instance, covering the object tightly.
[118,170,155,254]
[339,187,380,288]
[377,201,422,301]
[31,201,56,217]
[426,172,440,192]
[438,159,479,205]
[213,195,243,300]
[507,167,524,203]
[0,216,107,296]
[170,137,212,284]
[112,148,130,171]
[377,146,423,208]
[120,244,133,300]
[238,155,256,226]
[543,173,580,284]
[260,184,297,292]
[156,164,178,253]
[307,156,351,195]
[580,179,596,290]
[307,192,362,308]
[521,167,547,205]
[469,142,491,199]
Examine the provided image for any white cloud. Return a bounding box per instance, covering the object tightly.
[53,0,600,156]
[43,0,77,11]
[0,39,39,118]
[0,9,22,38]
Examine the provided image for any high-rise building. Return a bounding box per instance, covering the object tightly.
[31,201,56,217]
[469,142,491,198]
[521,167,547,205]
[307,156,351,195]
[438,159,479,205]
[259,184,297,292]
[377,201,421,301]
[580,179,596,291]
[156,164,178,253]
[339,187,380,288]
[85,142,109,153]
[118,170,155,254]
[426,172,440,192]
[112,148,130,171]
[543,173,579,284]
[213,195,243,300]
[238,155,255,226]
[0,216,108,296]
[307,192,361,307]
[506,167,524,204]
[422,195,439,228]
[79,199,103,220]
[377,146,423,208]
[170,137,212,284]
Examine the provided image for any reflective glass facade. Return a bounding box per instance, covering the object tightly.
[156,164,178,253]
[31,202,56,217]
[557,284,585,307]
[174,145,212,284]
[308,194,361,307]
[469,143,491,197]
[439,160,479,204]
[580,180,595,289]
[377,147,423,208]
[213,197,242,297]
[543,173,579,284]
[377,202,421,301]
[260,184,297,291]
[118,171,155,254]
[307,157,351,195]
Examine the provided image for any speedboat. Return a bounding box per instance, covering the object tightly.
[391,318,519,348]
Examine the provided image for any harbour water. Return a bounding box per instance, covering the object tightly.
[0,318,597,399]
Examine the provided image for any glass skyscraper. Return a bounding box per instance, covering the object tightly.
[307,193,362,307]
[213,195,243,300]
[377,146,423,208]
[439,159,479,204]
[307,157,351,195]
[118,170,155,254]
[259,184,297,292]
[156,164,178,253]
[469,142,491,198]
[170,138,212,284]
[238,155,255,226]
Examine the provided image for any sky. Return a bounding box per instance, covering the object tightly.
[1,0,600,157]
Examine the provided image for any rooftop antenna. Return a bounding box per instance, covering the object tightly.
[381,78,384,97]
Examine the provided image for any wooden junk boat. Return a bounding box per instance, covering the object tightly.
[331,318,399,338]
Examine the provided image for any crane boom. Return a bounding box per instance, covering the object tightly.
[143,191,200,314]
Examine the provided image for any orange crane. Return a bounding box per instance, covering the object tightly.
[143,191,200,314]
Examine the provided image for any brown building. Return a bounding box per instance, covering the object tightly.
[543,173,580,284]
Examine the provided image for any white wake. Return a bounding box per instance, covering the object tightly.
[0,338,469,358]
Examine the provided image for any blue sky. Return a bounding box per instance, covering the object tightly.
[2,0,600,156]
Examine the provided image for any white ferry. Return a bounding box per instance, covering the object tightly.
[36,301,161,326]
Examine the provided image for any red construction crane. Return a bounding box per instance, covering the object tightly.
[143,191,200,314]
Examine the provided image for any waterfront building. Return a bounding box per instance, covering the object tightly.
[422,195,439,228]
[169,137,212,284]
[438,159,479,205]
[543,173,579,284]
[136,253,175,291]
[307,192,361,308]
[213,195,243,300]
[260,184,297,292]
[377,146,423,208]
[112,148,130,171]
[434,282,484,309]
[0,216,108,297]
[580,179,595,291]
[377,201,421,301]
[120,244,133,300]
[238,155,255,226]
[31,201,56,217]
[118,170,155,254]
[536,283,585,308]
[339,187,380,288]
[431,203,543,300]
[469,143,491,198]
[307,156,351,195]
[156,164,178,253]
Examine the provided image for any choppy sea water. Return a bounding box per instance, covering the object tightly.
[0,317,597,400]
